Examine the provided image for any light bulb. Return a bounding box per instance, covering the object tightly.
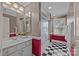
[13,3,18,8]
[28,12,31,15]
[5,2,11,5]
[19,7,23,11]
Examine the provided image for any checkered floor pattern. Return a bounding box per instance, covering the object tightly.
[42,42,69,56]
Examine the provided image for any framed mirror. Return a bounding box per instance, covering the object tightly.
[17,13,31,35]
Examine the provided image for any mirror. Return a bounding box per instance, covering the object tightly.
[17,13,31,35]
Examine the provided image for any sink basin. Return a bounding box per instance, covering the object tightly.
[17,35,31,39]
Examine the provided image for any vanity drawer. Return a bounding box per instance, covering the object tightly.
[16,42,26,50]
[3,46,17,56]
[9,50,22,56]
[25,40,32,47]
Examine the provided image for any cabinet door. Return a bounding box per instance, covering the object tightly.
[9,52,19,56]
[16,42,26,51]
[25,40,32,47]
[22,45,32,56]
[3,46,16,56]
[9,50,23,56]
[10,45,32,56]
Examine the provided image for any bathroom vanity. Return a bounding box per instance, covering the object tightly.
[0,36,32,56]
[0,6,32,56]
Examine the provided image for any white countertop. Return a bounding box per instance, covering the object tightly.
[1,36,32,49]
[0,36,41,49]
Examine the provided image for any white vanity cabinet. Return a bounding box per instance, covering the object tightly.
[0,17,32,56]
[1,37,32,56]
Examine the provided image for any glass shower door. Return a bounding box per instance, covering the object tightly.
[41,16,49,52]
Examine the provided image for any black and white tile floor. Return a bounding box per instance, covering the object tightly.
[42,42,69,56]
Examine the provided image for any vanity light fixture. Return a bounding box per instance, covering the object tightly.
[28,11,31,15]
[3,2,24,14]
[19,7,24,11]
[13,3,18,9]
[5,2,12,5]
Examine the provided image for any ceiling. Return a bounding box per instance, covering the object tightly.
[41,2,70,17]
[17,2,31,7]
[17,2,70,17]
